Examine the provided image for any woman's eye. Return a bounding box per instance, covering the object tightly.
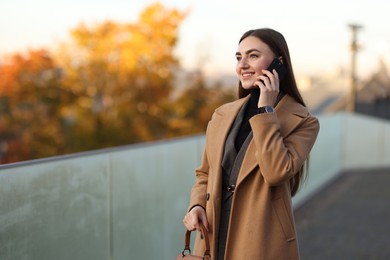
[249,54,259,59]
[236,56,241,61]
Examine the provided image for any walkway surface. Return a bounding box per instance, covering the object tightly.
[295,168,390,260]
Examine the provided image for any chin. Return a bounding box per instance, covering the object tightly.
[240,79,256,89]
[241,83,256,90]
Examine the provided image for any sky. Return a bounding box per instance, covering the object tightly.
[1,0,390,79]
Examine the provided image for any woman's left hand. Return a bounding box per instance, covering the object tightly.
[255,69,280,108]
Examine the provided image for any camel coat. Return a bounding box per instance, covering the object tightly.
[188,94,320,260]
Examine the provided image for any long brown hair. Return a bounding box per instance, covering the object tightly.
[238,28,308,196]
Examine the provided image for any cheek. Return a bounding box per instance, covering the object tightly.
[235,63,241,75]
[255,60,270,74]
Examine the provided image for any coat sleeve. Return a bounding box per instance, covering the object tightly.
[188,147,209,211]
[249,111,320,186]
[187,109,222,211]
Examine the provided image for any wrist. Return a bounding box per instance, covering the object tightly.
[189,205,205,212]
[258,105,274,113]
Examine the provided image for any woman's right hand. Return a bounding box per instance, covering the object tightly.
[183,205,208,231]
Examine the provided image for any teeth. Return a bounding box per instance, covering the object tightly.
[243,73,254,77]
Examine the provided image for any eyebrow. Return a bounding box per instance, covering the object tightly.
[235,48,261,56]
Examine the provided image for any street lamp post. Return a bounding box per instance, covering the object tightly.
[348,23,363,113]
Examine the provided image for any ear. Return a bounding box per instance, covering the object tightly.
[278,56,284,64]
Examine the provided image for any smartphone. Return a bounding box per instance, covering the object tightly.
[265,58,287,81]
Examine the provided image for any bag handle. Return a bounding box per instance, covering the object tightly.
[182,223,211,259]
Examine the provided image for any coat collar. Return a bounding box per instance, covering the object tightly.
[213,94,308,138]
[209,94,309,188]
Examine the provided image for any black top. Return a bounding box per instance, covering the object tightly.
[234,89,260,152]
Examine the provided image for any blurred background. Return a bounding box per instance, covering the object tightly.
[1,1,390,260]
[1,0,390,163]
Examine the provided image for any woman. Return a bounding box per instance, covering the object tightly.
[183,28,320,260]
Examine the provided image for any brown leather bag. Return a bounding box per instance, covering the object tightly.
[176,223,211,260]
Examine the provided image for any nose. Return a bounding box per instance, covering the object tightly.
[237,57,249,69]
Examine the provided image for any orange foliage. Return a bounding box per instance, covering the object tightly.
[0,49,66,163]
[0,3,234,164]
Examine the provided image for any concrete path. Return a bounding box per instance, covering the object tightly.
[295,168,390,260]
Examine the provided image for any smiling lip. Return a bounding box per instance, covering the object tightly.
[241,72,255,79]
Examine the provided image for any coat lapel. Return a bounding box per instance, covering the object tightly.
[206,97,250,199]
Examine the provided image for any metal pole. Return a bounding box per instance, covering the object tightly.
[347,24,363,113]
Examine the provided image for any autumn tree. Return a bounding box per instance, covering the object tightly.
[0,50,68,163]
[168,70,235,137]
[0,3,236,164]
[56,3,186,152]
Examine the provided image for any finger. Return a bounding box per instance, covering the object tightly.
[271,69,280,91]
[182,216,190,230]
[262,70,280,92]
[257,76,272,91]
[262,70,277,90]
[261,68,272,76]
[272,68,280,79]
[253,75,265,86]
[183,213,197,231]
[200,215,209,231]
[191,211,203,230]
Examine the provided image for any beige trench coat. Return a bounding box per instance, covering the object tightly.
[188,94,320,260]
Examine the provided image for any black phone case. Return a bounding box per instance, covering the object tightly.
[266,58,287,81]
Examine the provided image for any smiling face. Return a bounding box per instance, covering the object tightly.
[235,36,276,89]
